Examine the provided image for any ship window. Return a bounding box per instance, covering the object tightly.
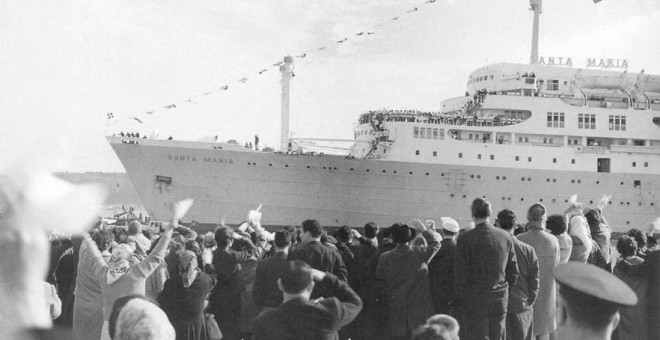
[515,156,520,161]
[549,138,554,144]
[433,128,439,139]
[519,137,523,142]
[633,162,636,167]
[439,129,445,139]
[525,78,535,84]
[475,134,480,140]
[420,128,426,139]
[458,153,463,158]
[469,134,473,139]
[634,180,641,187]
[415,150,420,155]
[525,137,529,142]
[543,138,547,143]
[156,175,172,184]
[478,154,482,159]
[609,115,627,131]
[414,127,419,138]
[547,79,559,91]
[553,158,557,163]
[645,162,648,167]
[433,151,437,157]
[427,128,433,139]
[578,114,596,129]
[490,75,494,80]
[490,155,494,160]
[547,112,565,128]
[571,159,575,164]
[528,157,532,162]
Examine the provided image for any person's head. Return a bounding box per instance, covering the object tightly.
[364,222,379,239]
[471,198,491,220]
[616,236,638,258]
[391,223,417,244]
[554,262,637,338]
[647,233,657,248]
[203,232,216,249]
[127,221,143,236]
[335,226,352,243]
[412,314,460,340]
[178,250,199,287]
[546,214,567,236]
[496,209,517,231]
[109,295,175,340]
[92,228,115,252]
[274,230,291,250]
[278,260,314,296]
[184,239,201,256]
[527,202,547,222]
[112,227,128,244]
[439,217,459,237]
[301,219,323,241]
[214,226,234,248]
[283,225,299,245]
[142,229,153,241]
[627,228,647,250]
[584,209,602,234]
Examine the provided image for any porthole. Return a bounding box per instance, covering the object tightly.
[409,171,413,175]
[552,179,556,183]
[393,171,397,174]
[571,180,575,183]
[477,175,481,179]
[366,169,370,172]
[323,166,327,169]
[577,180,581,184]
[540,198,544,202]
[521,177,525,181]
[496,176,500,180]
[350,168,354,171]
[306,165,310,168]
[441,173,445,177]
[471,175,475,179]
[462,195,466,198]
[450,194,455,197]
[503,176,507,180]
[620,182,624,185]
[527,177,531,181]
[520,198,525,201]
[596,181,599,184]
[546,178,550,182]
[382,170,386,173]
[426,172,430,176]
[269,163,272,167]
[334,167,337,170]
[285,164,289,167]
[248,162,251,165]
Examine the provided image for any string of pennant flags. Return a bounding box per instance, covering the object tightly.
[105,0,445,127]
[106,0,603,127]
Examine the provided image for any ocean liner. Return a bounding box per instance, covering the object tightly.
[108,1,660,231]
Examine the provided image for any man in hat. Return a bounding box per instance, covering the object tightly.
[497,209,539,340]
[517,203,559,340]
[428,217,460,316]
[376,221,442,340]
[456,198,518,340]
[553,262,637,340]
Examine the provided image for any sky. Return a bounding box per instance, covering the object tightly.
[1,0,659,173]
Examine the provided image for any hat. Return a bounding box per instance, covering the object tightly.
[440,217,459,233]
[553,262,637,306]
[391,223,417,244]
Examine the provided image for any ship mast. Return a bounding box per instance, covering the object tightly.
[529,0,542,64]
[279,56,294,152]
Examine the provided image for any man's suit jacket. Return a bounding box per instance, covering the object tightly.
[252,251,288,309]
[288,240,347,298]
[251,273,362,340]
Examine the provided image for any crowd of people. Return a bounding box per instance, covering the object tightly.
[2,192,660,340]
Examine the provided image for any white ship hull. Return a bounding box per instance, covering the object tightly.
[108,136,659,231]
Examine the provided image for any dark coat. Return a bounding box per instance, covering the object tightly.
[252,251,288,309]
[428,237,457,314]
[251,273,362,340]
[288,240,347,298]
[375,231,442,337]
[158,271,216,340]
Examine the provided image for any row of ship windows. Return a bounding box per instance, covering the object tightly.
[246,162,649,185]
[412,150,650,167]
[547,112,627,130]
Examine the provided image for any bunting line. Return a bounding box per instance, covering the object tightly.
[105,0,441,127]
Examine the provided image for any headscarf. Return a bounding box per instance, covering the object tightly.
[178,250,198,288]
[114,298,175,340]
[107,244,134,285]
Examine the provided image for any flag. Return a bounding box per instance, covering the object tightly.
[220,85,229,90]
[145,111,155,114]
[238,77,248,83]
[106,112,114,119]
[355,32,364,36]
[407,7,418,13]
[273,61,284,67]
[296,53,306,58]
[164,104,176,109]
[133,117,143,123]
[318,46,327,51]
[593,0,602,3]
[337,38,348,43]
[258,69,268,74]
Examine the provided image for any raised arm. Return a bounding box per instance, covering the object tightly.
[133,222,173,278]
[312,270,363,329]
[418,230,442,263]
[81,234,108,283]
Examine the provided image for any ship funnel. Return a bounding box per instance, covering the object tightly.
[279,56,294,152]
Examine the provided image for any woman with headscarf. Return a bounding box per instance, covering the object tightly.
[82,220,174,340]
[158,250,216,340]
